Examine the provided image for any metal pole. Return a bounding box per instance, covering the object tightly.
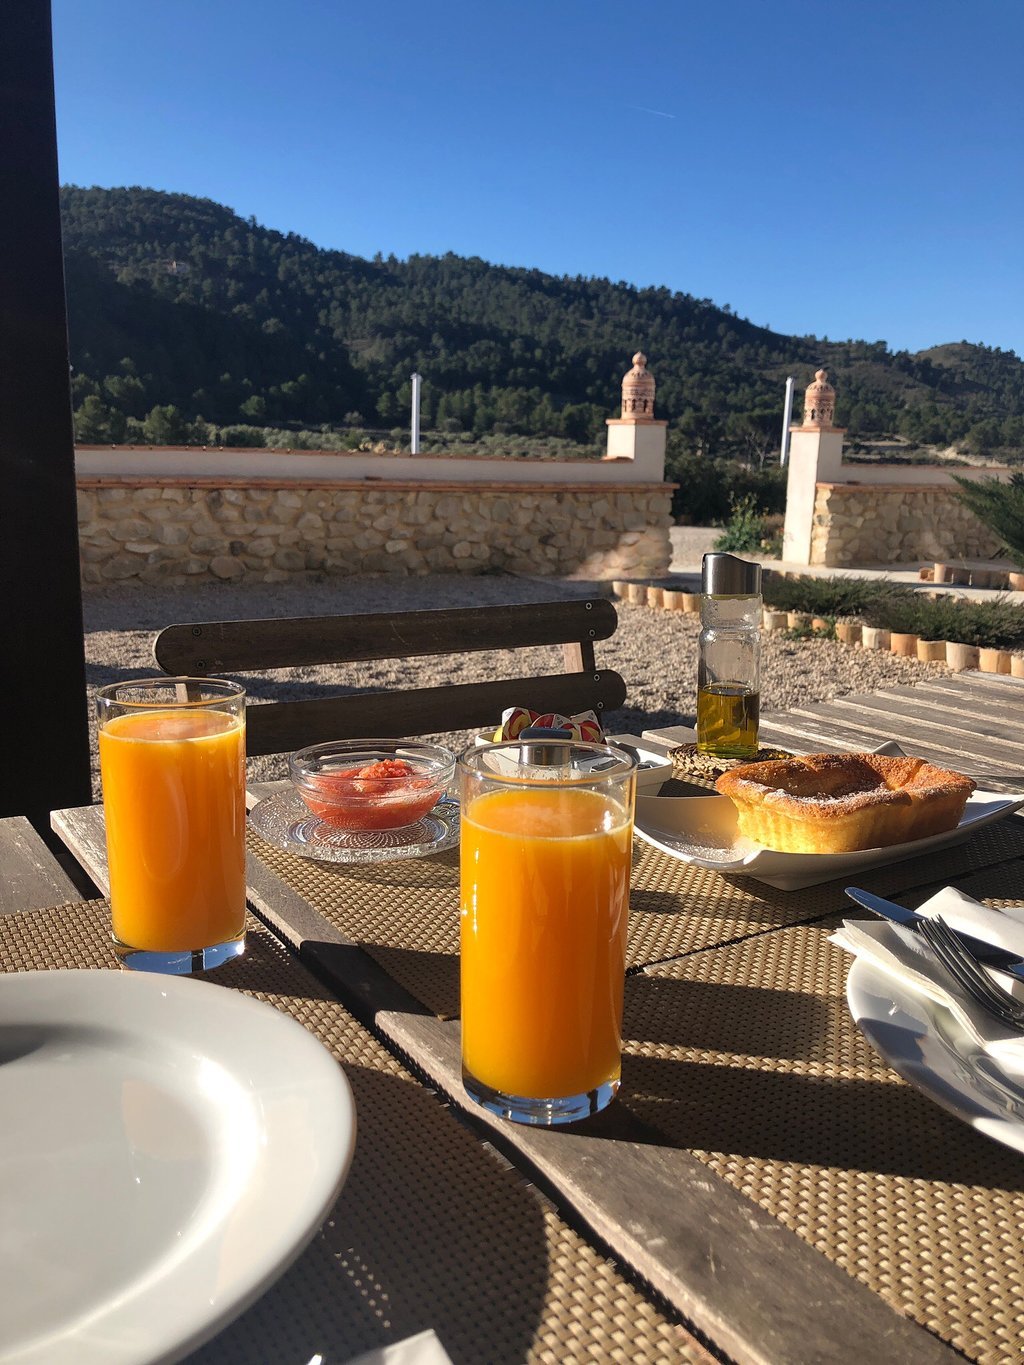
[410,373,422,454]
[779,376,795,466]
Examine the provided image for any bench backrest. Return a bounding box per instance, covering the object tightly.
[153,599,626,756]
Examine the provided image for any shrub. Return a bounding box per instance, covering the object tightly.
[216,424,267,448]
[666,452,786,524]
[860,590,929,637]
[862,590,1024,648]
[763,576,1024,649]
[713,494,767,554]
[952,473,1024,568]
[710,498,782,557]
[763,575,905,619]
[914,597,1024,649]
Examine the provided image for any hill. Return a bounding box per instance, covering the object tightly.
[59,186,1024,458]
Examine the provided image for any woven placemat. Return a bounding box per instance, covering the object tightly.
[249,816,1024,1021]
[620,858,1024,1364]
[0,902,702,1365]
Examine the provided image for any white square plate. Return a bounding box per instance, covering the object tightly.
[633,789,1024,890]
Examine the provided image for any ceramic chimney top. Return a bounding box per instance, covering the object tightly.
[802,369,836,428]
[621,352,656,419]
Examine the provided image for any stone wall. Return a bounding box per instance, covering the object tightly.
[77,480,673,586]
[811,483,1001,566]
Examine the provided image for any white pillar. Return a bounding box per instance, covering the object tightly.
[604,418,667,477]
[410,372,422,454]
[781,427,847,563]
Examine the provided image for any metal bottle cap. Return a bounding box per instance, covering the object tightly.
[518,727,574,767]
[701,552,762,596]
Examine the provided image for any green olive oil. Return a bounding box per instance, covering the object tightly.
[696,682,760,758]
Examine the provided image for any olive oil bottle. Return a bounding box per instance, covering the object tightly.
[697,554,762,760]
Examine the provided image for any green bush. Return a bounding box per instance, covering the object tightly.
[713,494,768,553]
[763,574,905,618]
[859,587,1024,648]
[665,452,786,524]
[952,472,1024,568]
[764,575,1024,649]
[860,590,929,637]
[904,597,1024,649]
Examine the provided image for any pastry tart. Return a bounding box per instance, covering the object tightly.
[715,752,976,854]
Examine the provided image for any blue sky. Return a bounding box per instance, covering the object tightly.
[52,0,1023,357]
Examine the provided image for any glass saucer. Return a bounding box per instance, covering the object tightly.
[248,791,460,864]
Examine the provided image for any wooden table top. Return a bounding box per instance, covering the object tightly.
[50,800,963,1364]
[45,677,1024,1364]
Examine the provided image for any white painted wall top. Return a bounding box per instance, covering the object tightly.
[75,445,667,485]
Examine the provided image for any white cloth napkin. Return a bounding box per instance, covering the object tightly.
[832,888,1024,1056]
[343,1329,454,1365]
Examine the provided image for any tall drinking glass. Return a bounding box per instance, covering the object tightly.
[458,740,636,1125]
[96,678,247,974]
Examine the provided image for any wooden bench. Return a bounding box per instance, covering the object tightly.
[153,599,627,756]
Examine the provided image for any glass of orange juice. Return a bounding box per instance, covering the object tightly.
[458,740,637,1125]
[96,678,247,974]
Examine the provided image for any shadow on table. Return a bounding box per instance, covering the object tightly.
[325,847,459,891]
[360,943,461,1020]
[619,1052,1024,1188]
[189,1066,558,1364]
[610,973,1024,1188]
[623,973,837,1059]
[213,919,351,1001]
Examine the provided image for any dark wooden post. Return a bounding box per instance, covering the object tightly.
[0,2,92,827]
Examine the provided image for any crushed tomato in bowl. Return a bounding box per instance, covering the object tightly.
[298,758,443,830]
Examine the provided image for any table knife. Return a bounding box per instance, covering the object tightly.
[844,886,1024,981]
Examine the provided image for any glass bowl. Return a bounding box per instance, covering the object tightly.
[288,739,456,831]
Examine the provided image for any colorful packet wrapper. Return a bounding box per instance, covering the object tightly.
[494,707,604,743]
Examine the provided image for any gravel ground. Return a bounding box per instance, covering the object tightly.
[82,571,950,795]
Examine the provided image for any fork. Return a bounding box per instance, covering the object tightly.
[918,915,1024,1029]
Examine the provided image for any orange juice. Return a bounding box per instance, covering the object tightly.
[99,709,246,952]
[460,785,632,1100]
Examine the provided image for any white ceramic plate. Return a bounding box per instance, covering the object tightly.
[0,970,356,1364]
[633,789,1024,890]
[847,957,1024,1154]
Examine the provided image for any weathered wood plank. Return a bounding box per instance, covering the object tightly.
[643,718,889,756]
[379,1012,957,1365]
[245,671,626,756]
[798,696,1024,762]
[901,674,1024,701]
[155,599,618,674]
[0,816,79,914]
[50,805,110,895]
[880,682,1024,724]
[925,673,1024,698]
[912,679,1024,715]
[818,692,1024,754]
[762,702,1024,790]
[757,713,890,752]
